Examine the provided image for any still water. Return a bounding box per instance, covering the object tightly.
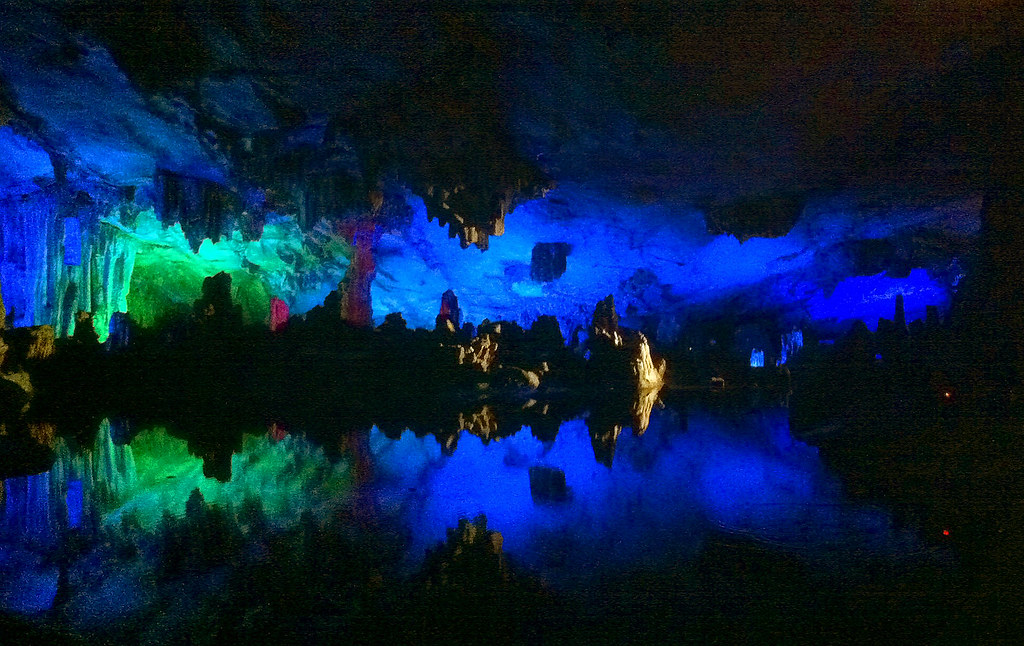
[0,404,939,622]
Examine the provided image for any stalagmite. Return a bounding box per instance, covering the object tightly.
[633,333,667,390]
[270,296,289,332]
[436,289,461,332]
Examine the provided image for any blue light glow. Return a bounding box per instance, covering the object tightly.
[63,217,82,266]
[66,480,83,529]
[807,269,949,332]
[0,126,53,190]
[370,408,915,586]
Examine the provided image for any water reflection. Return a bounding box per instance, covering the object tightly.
[371,406,923,587]
[0,403,933,622]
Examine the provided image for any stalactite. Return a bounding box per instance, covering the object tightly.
[0,191,55,328]
[157,171,239,252]
[89,223,137,343]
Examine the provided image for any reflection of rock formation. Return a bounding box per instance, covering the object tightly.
[631,387,662,437]
[529,466,569,503]
[588,421,622,468]
[458,405,499,441]
[1,471,55,545]
[420,516,508,589]
[1,419,135,546]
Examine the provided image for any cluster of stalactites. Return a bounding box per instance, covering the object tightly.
[422,175,552,251]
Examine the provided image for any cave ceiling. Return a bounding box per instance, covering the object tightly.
[1,0,1021,243]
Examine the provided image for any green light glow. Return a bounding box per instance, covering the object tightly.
[105,428,354,530]
[113,210,350,328]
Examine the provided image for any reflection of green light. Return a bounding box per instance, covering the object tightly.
[105,428,353,530]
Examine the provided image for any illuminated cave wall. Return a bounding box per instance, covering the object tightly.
[0,180,355,340]
[1,174,978,344]
[372,186,978,341]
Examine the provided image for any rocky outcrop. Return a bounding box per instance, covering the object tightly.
[25,325,55,360]
[435,289,462,332]
[530,242,570,282]
[269,297,289,333]
[194,272,242,330]
[633,332,667,390]
[457,333,499,373]
[588,295,667,393]
[337,225,376,327]
[71,311,99,345]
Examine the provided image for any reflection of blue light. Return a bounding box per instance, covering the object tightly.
[750,349,764,367]
[370,408,911,587]
[808,269,949,331]
[67,480,84,529]
[0,554,58,615]
[2,473,55,545]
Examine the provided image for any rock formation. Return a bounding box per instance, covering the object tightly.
[457,333,499,373]
[25,325,55,360]
[269,297,289,332]
[530,242,570,282]
[436,289,462,332]
[194,272,242,330]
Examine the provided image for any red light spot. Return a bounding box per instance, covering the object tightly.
[942,529,950,536]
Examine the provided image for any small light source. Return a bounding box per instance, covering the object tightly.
[944,392,952,399]
[942,529,950,536]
